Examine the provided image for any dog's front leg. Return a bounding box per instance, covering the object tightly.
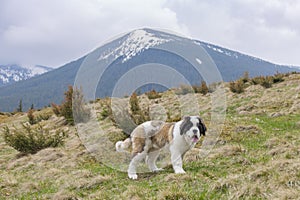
[171,151,186,174]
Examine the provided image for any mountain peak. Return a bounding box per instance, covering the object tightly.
[98,28,173,62]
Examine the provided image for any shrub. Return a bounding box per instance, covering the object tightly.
[192,85,200,93]
[272,73,284,83]
[130,92,140,114]
[129,92,149,124]
[146,90,161,99]
[100,98,114,121]
[72,87,91,123]
[100,107,111,119]
[175,84,194,95]
[52,86,90,125]
[27,109,35,125]
[3,124,66,154]
[208,82,220,93]
[51,103,61,116]
[250,74,283,88]
[36,113,51,122]
[250,76,262,85]
[28,108,52,125]
[241,71,250,83]
[229,80,245,93]
[260,76,273,88]
[193,81,209,95]
[61,86,74,124]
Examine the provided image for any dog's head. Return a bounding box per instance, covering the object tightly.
[180,116,206,143]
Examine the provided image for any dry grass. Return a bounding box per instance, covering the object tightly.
[0,73,299,199]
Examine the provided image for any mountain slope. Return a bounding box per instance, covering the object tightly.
[0,28,299,112]
[0,58,84,112]
[0,64,52,87]
[199,41,299,80]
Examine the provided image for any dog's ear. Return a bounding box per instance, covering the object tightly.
[180,116,190,135]
[197,117,206,136]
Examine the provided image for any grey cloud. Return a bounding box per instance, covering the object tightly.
[0,0,299,67]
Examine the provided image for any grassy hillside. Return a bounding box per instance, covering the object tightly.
[0,74,300,199]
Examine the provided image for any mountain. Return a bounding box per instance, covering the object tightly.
[198,41,300,80]
[0,64,53,87]
[0,28,299,112]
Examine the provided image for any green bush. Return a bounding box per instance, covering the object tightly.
[72,87,91,123]
[130,92,140,113]
[260,76,273,88]
[98,98,117,124]
[3,124,66,154]
[61,86,74,124]
[130,93,149,125]
[175,84,194,95]
[250,76,262,85]
[145,90,161,99]
[27,109,51,125]
[51,86,90,125]
[51,103,61,116]
[100,98,112,119]
[229,80,245,93]
[272,73,284,83]
[36,113,51,122]
[208,82,221,93]
[27,109,35,125]
[193,81,209,95]
[241,71,250,83]
[100,106,111,119]
[250,74,283,88]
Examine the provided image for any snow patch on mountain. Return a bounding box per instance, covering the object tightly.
[24,65,52,77]
[196,58,202,65]
[205,43,239,59]
[195,41,266,61]
[99,29,172,62]
[0,64,52,86]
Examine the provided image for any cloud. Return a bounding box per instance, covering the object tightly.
[0,0,299,67]
[0,0,186,67]
[166,0,300,65]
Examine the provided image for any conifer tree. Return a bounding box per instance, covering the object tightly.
[17,99,23,112]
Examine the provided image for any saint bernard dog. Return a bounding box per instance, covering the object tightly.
[116,116,206,179]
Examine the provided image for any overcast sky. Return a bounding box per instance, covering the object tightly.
[0,0,299,68]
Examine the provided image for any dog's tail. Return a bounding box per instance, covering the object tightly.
[115,138,132,152]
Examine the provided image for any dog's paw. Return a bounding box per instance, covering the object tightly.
[153,168,164,172]
[175,169,186,174]
[128,173,138,180]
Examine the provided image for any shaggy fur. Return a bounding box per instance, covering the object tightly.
[116,116,206,179]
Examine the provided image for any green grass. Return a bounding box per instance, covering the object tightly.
[252,114,300,133]
[1,74,300,199]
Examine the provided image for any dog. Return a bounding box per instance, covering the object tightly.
[116,116,206,179]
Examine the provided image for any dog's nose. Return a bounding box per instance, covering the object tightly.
[193,129,198,134]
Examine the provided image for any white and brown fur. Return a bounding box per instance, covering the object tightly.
[116,116,206,179]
